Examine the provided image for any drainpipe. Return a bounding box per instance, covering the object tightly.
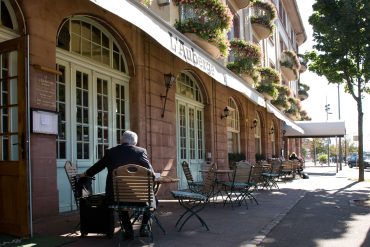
[25,35,33,237]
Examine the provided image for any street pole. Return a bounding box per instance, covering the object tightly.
[325,97,332,167]
[338,84,342,170]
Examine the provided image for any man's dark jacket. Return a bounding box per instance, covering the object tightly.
[85,144,154,203]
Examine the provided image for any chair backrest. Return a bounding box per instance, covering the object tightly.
[200,163,216,196]
[271,159,282,174]
[282,160,293,170]
[233,161,252,183]
[250,164,264,183]
[182,160,194,183]
[64,161,80,208]
[112,164,154,206]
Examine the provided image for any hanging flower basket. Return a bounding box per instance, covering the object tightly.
[241,73,255,87]
[280,66,298,81]
[184,33,221,58]
[235,0,251,10]
[174,0,233,57]
[250,0,277,40]
[251,22,272,40]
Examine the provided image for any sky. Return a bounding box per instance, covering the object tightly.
[296,0,370,151]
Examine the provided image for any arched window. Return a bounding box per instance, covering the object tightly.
[56,16,130,212]
[176,72,205,189]
[57,18,128,73]
[227,97,240,153]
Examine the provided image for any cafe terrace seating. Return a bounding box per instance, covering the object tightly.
[222,161,258,208]
[171,163,216,231]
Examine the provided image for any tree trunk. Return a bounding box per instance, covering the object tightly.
[357,82,364,181]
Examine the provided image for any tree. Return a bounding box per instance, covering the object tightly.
[305,0,370,181]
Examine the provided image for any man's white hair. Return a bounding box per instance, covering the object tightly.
[120,130,138,145]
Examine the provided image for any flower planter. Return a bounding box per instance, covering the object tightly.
[298,93,308,101]
[262,92,273,101]
[286,113,298,120]
[280,65,298,81]
[235,0,250,10]
[252,23,271,40]
[240,73,255,87]
[299,63,307,73]
[184,33,221,59]
[274,104,286,111]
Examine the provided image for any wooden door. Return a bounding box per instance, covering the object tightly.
[0,36,28,237]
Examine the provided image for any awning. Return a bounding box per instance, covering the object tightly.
[266,103,304,133]
[90,0,302,131]
[284,121,346,138]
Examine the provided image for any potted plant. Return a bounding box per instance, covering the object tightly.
[174,0,233,58]
[298,83,310,101]
[298,54,308,73]
[285,97,300,120]
[234,0,251,10]
[250,0,277,40]
[255,83,278,101]
[255,67,280,101]
[227,39,262,86]
[280,50,300,81]
[299,110,311,121]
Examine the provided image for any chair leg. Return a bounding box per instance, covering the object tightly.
[175,199,209,231]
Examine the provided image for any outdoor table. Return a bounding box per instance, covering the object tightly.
[154,174,180,195]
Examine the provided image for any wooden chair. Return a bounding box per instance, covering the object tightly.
[171,163,216,231]
[281,160,294,179]
[111,164,157,243]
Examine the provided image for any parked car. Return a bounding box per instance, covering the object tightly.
[348,153,370,168]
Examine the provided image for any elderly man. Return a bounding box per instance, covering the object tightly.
[83,130,154,239]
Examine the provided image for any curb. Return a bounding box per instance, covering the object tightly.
[245,190,307,247]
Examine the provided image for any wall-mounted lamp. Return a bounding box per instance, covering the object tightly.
[269,127,275,135]
[250,119,258,129]
[220,106,230,119]
[160,73,176,118]
[282,129,286,136]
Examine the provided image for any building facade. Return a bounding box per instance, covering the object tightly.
[0,0,306,237]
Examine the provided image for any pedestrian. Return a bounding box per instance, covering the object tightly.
[80,130,155,240]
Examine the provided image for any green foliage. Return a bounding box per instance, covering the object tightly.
[255,153,266,162]
[228,152,246,162]
[318,153,328,164]
[227,39,262,83]
[250,0,277,36]
[280,50,300,69]
[306,0,370,180]
[258,67,281,84]
[173,0,233,57]
[256,83,278,100]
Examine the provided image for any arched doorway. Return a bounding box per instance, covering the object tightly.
[175,72,205,189]
[0,0,28,237]
[56,16,130,212]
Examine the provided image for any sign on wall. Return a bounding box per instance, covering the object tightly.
[31,109,59,135]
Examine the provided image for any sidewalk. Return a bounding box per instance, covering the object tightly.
[27,163,370,246]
